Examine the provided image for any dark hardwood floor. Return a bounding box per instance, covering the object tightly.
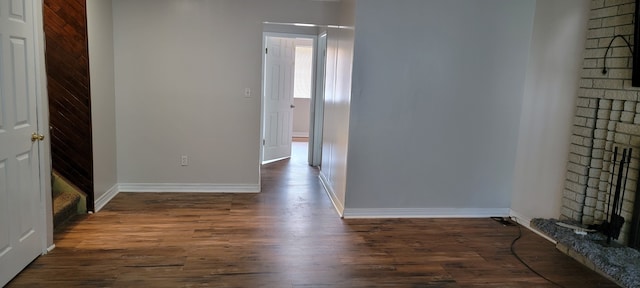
[8,142,618,287]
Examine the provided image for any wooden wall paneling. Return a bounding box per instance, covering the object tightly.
[43,0,94,211]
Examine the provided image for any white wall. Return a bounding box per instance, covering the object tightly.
[319,0,356,215]
[112,0,338,189]
[87,0,117,202]
[343,0,536,215]
[292,39,313,138]
[293,98,310,137]
[511,0,590,222]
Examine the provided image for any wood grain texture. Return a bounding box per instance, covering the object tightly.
[7,143,619,287]
[44,0,94,211]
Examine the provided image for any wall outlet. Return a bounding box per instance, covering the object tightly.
[244,88,251,98]
[181,155,188,166]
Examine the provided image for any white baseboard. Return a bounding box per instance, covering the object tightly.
[262,156,289,165]
[46,244,56,254]
[318,172,344,217]
[508,209,532,227]
[94,184,120,212]
[342,208,510,219]
[509,209,557,244]
[118,183,260,193]
[292,132,309,138]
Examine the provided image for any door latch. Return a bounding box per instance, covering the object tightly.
[31,132,45,142]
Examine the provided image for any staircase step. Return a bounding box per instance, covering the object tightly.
[51,170,87,227]
[53,190,81,228]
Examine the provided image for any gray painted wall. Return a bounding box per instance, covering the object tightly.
[112,0,339,186]
[87,0,117,202]
[101,0,589,220]
[345,0,536,210]
[320,0,356,214]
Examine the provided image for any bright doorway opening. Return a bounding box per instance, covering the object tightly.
[261,33,318,165]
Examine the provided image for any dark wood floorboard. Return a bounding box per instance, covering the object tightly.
[7,142,619,287]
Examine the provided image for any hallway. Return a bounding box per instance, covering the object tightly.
[7,142,617,287]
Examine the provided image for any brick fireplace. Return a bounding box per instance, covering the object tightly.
[562,0,640,246]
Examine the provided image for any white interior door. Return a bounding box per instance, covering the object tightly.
[0,0,44,285]
[263,36,295,163]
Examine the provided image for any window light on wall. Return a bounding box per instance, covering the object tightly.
[294,45,313,99]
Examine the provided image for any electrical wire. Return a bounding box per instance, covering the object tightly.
[602,34,634,75]
[509,222,565,288]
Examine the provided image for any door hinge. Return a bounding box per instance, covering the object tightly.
[263,139,266,145]
[266,47,268,54]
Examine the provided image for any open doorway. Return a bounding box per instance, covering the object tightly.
[43,0,93,227]
[261,33,319,165]
[291,38,313,162]
[292,38,313,140]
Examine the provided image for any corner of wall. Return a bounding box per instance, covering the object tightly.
[94,183,119,212]
[510,209,558,244]
[319,171,345,217]
[87,0,118,204]
[511,0,590,222]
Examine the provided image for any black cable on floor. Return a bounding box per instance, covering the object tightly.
[510,224,564,288]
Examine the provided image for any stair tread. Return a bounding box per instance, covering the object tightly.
[52,171,87,228]
[53,190,81,228]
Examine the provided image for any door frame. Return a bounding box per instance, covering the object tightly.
[260,32,319,166]
[33,0,55,255]
[34,0,54,254]
[309,32,327,167]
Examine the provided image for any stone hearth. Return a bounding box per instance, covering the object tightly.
[531,218,640,288]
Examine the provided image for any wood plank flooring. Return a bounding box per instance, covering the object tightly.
[8,143,619,287]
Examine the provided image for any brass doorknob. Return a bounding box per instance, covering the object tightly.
[31,132,45,142]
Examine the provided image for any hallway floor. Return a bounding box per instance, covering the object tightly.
[7,141,618,287]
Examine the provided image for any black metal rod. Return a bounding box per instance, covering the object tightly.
[618,148,632,216]
[612,148,627,221]
[630,171,640,248]
[608,148,627,244]
[605,147,619,221]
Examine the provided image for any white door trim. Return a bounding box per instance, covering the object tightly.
[33,0,53,254]
[310,32,326,167]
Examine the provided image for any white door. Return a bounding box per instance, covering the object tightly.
[263,36,295,163]
[0,0,44,286]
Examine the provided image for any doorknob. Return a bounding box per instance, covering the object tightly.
[31,132,45,142]
[290,104,296,108]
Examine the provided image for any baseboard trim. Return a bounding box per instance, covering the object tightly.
[95,184,119,212]
[262,157,289,165]
[509,209,557,244]
[318,172,344,217]
[118,183,260,193]
[342,208,510,219]
[46,244,56,253]
[292,132,309,138]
